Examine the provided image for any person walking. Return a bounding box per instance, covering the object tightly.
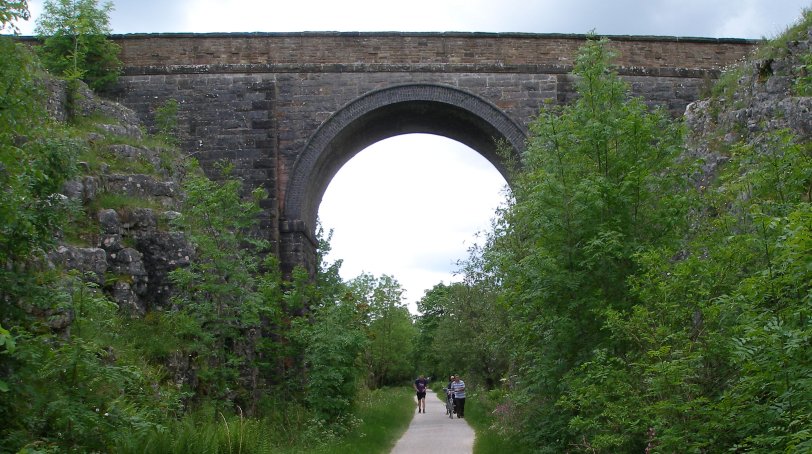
[451,374,466,418]
[414,374,429,413]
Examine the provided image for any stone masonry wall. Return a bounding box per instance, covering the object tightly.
[108,32,758,273]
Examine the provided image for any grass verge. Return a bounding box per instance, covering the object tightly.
[464,392,536,454]
[116,386,416,454]
[309,386,415,454]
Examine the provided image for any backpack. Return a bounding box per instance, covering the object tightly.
[416,381,426,392]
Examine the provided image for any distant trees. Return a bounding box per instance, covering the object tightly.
[416,279,509,390]
[349,273,417,388]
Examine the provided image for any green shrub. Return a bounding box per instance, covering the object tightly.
[154,98,180,147]
[35,0,122,92]
[795,53,812,96]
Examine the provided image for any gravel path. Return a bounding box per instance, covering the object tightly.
[390,390,475,454]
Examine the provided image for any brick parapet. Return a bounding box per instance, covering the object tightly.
[111,32,758,75]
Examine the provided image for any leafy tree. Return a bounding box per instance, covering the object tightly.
[688,130,811,451]
[462,33,811,453]
[35,0,121,91]
[367,302,415,387]
[414,282,451,380]
[293,290,366,420]
[0,37,178,452]
[584,128,812,452]
[0,324,13,393]
[1,40,78,405]
[480,37,688,451]
[2,276,184,452]
[0,0,29,34]
[284,223,381,422]
[1,37,78,267]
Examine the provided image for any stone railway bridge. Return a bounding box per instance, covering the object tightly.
[109,32,757,276]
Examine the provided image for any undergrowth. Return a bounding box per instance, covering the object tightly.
[465,390,536,454]
[114,386,415,454]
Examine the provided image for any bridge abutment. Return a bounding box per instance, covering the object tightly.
[279,220,318,277]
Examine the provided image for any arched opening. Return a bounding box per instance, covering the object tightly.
[284,84,525,232]
[281,83,525,279]
[319,134,508,311]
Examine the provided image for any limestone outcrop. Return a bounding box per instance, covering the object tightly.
[684,23,812,181]
[49,81,194,315]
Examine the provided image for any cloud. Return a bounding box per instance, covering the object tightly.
[714,0,810,39]
[10,0,810,38]
[110,0,194,34]
[11,0,194,35]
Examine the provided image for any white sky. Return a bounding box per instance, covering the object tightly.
[10,0,811,312]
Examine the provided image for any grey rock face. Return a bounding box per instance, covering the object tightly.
[48,246,108,284]
[62,180,84,201]
[110,281,144,316]
[109,247,147,276]
[43,77,69,123]
[96,207,192,312]
[684,23,812,185]
[123,207,158,233]
[107,247,150,314]
[71,83,144,141]
[107,144,166,173]
[98,209,121,234]
[100,234,125,253]
[61,176,100,203]
[103,174,178,200]
[778,97,812,136]
[136,231,195,308]
[96,123,143,141]
[44,80,194,314]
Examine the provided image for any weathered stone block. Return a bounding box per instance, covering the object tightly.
[48,245,108,284]
[98,209,121,234]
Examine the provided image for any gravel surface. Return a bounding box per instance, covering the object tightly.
[390,390,475,454]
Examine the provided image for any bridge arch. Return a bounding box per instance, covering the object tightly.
[283,83,527,238]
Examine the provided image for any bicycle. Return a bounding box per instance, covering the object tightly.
[443,388,455,418]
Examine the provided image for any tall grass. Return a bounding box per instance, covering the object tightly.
[116,408,278,454]
[115,387,415,454]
